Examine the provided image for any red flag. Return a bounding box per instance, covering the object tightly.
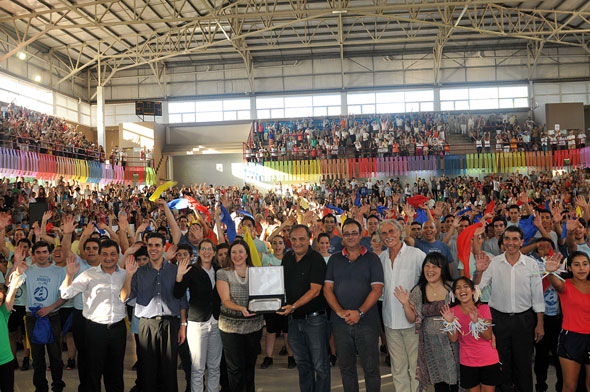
[185,196,211,222]
[407,195,430,208]
[484,200,495,216]
[457,222,483,279]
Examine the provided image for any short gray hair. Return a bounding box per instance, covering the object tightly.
[377,219,405,242]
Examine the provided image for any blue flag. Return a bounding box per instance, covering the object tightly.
[220,204,237,243]
[561,222,567,240]
[355,193,361,207]
[236,209,255,220]
[519,215,538,245]
[376,206,389,217]
[456,206,472,216]
[415,209,429,224]
[327,205,344,215]
[93,223,106,235]
[168,198,189,210]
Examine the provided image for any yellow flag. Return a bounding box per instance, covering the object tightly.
[149,181,178,202]
[299,197,309,210]
[243,226,262,267]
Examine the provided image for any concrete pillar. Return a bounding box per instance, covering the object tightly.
[433,87,441,112]
[250,96,257,119]
[96,86,105,149]
[340,91,347,115]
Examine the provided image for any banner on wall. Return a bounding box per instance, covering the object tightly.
[0,147,155,185]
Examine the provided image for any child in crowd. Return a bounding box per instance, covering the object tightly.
[441,277,501,392]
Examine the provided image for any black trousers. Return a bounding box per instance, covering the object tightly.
[534,314,562,391]
[85,319,127,392]
[138,317,179,392]
[0,359,14,392]
[219,329,262,392]
[25,313,65,392]
[491,308,535,392]
[72,309,89,392]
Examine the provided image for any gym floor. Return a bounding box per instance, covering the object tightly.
[12,332,559,391]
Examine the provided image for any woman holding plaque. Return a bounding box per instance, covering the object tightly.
[174,240,221,392]
[216,239,264,392]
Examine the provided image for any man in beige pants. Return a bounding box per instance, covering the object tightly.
[377,219,424,392]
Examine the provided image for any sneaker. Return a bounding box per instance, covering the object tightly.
[66,359,76,370]
[20,357,29,371]
[287,356,296,369]
[279,345,288,356]
[329,355,337,367]
[260,357,273,369]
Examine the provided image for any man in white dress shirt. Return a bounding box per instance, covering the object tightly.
[473,226,545,392]
[378,219,425,392]
[60,239,137,392]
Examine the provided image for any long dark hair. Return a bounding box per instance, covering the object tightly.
[450,276,482,307]
[226,239,253,270]
[416,252,453,304]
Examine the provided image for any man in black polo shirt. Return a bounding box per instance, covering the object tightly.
[324,219,384,392]
[278,224,330,392]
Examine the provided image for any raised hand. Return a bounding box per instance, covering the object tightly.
[533,211,543,229]
[117,212,129,229]
[545,252,563,273]
[65,253,80,277]
[0,212,11,228]
[467,305,479,323]
[176,257,191,280]
[475,252,491,273]
[440,304,455,323]
[393,286,410,305]
[82,223,95,237]
[42,210,53,222]
[62,215,76,234]
[165,244,178,261]
[124,255,138,276]
[575,195,588,209]
[13,249,28,275]
[136,221,149,233]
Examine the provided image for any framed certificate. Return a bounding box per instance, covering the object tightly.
[248,266,285,313]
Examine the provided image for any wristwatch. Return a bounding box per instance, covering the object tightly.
[180,322,188,326]
[358,309,365,318]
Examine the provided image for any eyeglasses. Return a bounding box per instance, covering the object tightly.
[342,232,360,237]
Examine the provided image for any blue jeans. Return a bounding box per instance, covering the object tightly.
[288,314,331,392]
[332,322,381,392]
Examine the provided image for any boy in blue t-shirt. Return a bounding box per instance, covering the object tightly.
[14,241,67,392]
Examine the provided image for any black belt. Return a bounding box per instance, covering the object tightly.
[145,315,176,321]
[87,318,125,330]
[491,307,532,317]
[293,310,326,320]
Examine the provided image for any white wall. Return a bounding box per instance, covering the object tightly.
[100,46,590,101]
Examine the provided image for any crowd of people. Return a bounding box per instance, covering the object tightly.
[244,112,553,162]
[0,166,589,392]
[0,103,154,167]
[0,103,105,162]
[474,128,586,154]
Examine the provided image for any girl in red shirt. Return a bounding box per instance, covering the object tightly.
[546,251,590,392]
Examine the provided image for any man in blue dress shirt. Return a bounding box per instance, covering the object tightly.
[122,232,188,392]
